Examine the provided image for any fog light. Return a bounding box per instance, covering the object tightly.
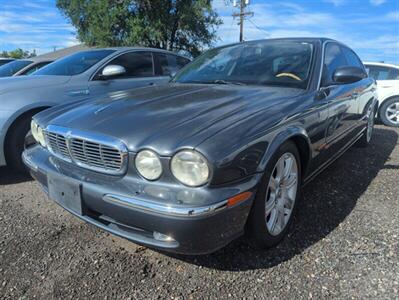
[153,231,175,242]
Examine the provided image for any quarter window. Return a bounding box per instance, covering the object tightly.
[321,43,347,86]
[103,51,154,78]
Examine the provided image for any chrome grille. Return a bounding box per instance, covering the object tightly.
[45,125,127,175]
[69,138,123,171]
[46,132,70,159]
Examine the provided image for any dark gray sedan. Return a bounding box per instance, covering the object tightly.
[23,38,377,254]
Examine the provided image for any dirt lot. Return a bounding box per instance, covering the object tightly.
[1,125,398,299]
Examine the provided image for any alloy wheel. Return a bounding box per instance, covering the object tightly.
[367,105,375,142]
[385,102,399,126]
[265,152,298,236]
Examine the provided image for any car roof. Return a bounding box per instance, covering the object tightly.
[77,46,190,58]
[215,37,347,49]
[363,61,399,69]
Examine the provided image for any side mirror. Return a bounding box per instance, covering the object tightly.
[101,65,126,79]
[333,66,367,84]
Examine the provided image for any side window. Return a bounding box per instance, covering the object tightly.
[154,53,173,76]
[367,66,392,81]
[22,62,50,75]
[103,51,154,78]
[322,43,347,86]
[342,47,364,70]
[154,54,190,76]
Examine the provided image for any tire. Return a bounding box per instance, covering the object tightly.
[247,140,301,249]
[379,97,399,127]
[356,103,376,148]
[4,115,34,173]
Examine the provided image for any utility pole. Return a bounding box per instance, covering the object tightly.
[232,0,253,42]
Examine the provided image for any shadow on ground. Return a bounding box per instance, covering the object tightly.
[0,167,32,185]
[171,127,398,270]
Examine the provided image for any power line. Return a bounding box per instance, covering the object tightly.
[248,19,270,37]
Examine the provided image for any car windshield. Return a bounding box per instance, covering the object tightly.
[32,50,115,76]
[0,60,32,77]
[174,40,314,89]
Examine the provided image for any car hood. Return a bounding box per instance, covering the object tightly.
[46,84,304,155]
[0,75,71,95]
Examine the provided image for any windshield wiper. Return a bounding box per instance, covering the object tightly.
[212,79,246,86]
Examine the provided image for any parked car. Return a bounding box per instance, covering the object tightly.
[23,38,376,255]
[0,47,191,171]
[14,45,90,76]
[364,62,399,127]
[0,59,35,77]
[0,45,89,77]
[0,58,15,67]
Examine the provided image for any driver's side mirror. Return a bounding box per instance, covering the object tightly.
[100,65,126,80]
[333,66,367,84]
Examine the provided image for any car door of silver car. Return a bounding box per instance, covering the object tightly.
[87,51,170,97]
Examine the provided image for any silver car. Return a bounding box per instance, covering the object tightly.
[0,47,191,171]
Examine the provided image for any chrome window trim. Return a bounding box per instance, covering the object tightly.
[45,125,129,176]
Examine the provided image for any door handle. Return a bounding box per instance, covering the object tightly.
[352,93,359,98]
[148,82,155,86]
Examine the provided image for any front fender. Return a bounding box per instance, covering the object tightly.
[257,126,312,174]
[0,102,53,166]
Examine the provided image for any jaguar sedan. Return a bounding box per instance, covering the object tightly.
[23,38,377,255]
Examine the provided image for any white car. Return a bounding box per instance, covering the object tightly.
[364,62,399,127]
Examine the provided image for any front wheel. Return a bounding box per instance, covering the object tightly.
[356,103,375,148]
[247,141,301,249]
[379,97,399,127]
[5,116,33,173]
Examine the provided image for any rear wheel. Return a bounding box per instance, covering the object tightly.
[247,141,301,249]
[379,97,399,127]
[5,115,35,173]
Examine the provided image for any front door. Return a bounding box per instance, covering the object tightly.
[88,51,170,98]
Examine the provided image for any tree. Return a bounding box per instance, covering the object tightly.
[56,0,222,57]
[0,48,37,59]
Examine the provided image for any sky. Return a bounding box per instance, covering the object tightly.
[0,0,398,63]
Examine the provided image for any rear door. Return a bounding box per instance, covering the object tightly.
[153,52,191,77]
[88,51,167,96]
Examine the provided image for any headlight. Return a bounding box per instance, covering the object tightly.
[171,150,210,187]
[31,120,46,147]
[135,150,162,180]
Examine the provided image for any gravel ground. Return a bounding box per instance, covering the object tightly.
[1,125,398,299]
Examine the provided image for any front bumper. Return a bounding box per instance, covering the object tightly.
[23,146,258,255]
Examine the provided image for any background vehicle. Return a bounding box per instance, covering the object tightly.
[0,47,191,171]
[364,62,399,127]
[23,38,377,254]
[0,58,15,67]
[0,59,34,77]
[0,45,88,77]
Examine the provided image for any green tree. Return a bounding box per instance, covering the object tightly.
[56,0,222,56]
[0,48,37,59]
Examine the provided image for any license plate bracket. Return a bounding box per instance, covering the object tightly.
[48,173,82,215]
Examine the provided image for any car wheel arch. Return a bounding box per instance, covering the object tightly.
[3,106,50,154]
[257,127,312,181]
